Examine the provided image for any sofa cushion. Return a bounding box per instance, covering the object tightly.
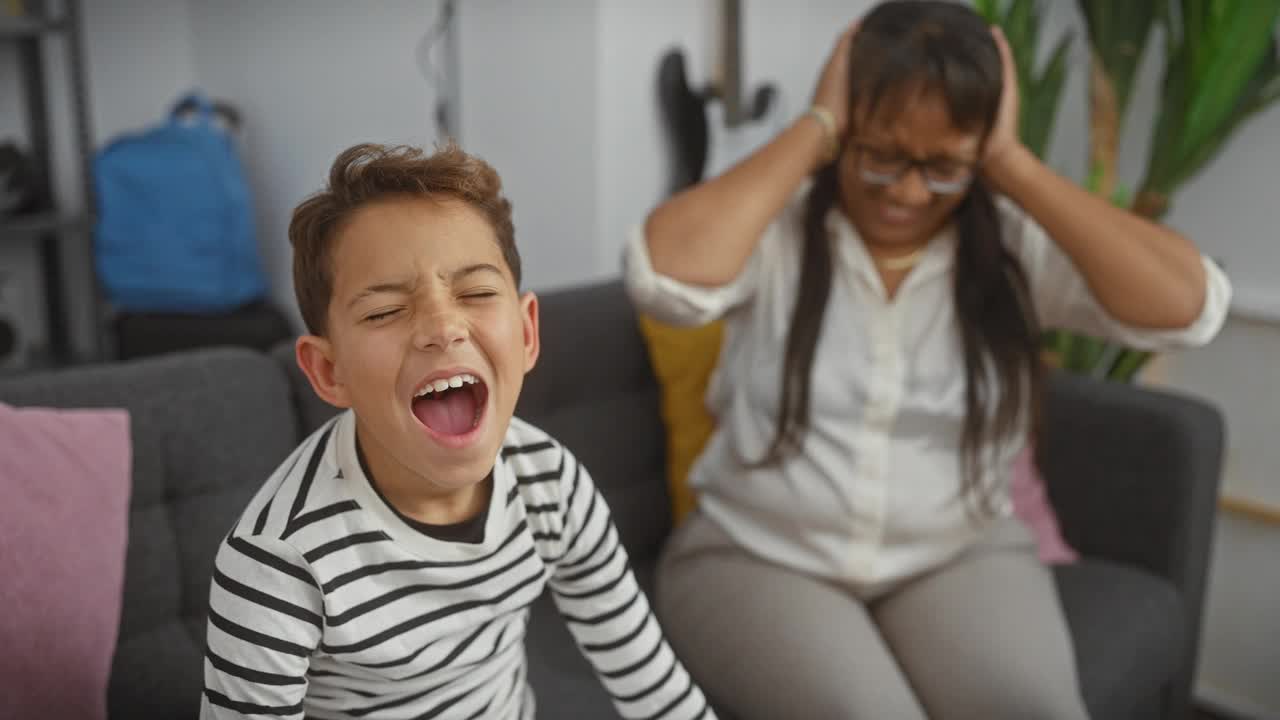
[1012,445,1079,565]
[1055,559,1184,719]
[0,404,131,720]
[0,349,300,720]
[636,315,723,526]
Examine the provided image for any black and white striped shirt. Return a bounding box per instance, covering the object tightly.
[201,410,714,720]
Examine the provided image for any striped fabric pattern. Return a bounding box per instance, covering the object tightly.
[200,410,712,720]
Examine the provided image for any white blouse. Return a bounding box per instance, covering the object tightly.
[623,192,1231,592]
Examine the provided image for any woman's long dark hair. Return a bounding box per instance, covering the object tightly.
[757,0,1044,516]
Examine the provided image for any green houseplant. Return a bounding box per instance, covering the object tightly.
[977,0,1280,381]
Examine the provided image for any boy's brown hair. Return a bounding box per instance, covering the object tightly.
[289,142,520,336]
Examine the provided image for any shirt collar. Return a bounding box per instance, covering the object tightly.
[826,208,958,300]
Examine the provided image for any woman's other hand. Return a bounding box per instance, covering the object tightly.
[812,22,859,138]
[983,26,1024,175]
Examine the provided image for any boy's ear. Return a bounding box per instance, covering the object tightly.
[520,291,540,373]
[296,335,353,409]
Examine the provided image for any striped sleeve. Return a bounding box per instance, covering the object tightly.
[200,532,323,720]
[548,448,715,720]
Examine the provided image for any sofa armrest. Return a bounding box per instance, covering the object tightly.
[1039,370,1225,600]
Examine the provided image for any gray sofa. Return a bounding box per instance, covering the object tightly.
[0,280,1223,720]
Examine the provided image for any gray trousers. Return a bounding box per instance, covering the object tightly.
[656,511,1090,720]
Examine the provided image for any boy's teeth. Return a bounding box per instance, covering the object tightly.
[415,373,481,397]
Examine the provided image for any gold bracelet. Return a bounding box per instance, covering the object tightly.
[805,105,840,164]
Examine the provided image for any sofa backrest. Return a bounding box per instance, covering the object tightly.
[271,279,674,565]
[0,349,300,720]
[518,280,673,562]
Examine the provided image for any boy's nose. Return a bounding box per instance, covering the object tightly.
[412,310,467,351]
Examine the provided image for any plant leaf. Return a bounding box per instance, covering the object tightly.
[1108,349,1152,382]
[983,0,1072,161]
[973,0,1001,23]
[1139,9,1196,197]
[1077,0,1158,118]
[1177,0,1280,164]
[1008,0,1038,78]
[1143,4,1280,196]
[1243,38,1280,115]
[1063,333,1108,374]
[1023,29,1074,158]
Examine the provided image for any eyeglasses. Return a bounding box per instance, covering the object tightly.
[848,143,976,195]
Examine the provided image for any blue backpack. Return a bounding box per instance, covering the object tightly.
[94,93,268,314]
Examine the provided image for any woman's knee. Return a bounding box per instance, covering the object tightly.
[656,565,928,719]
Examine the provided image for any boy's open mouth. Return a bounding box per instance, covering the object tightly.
[411,372,488,437]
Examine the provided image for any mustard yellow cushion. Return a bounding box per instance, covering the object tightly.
[636,315,725,526]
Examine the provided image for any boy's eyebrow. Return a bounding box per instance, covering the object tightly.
[347,279,416,308]
[446,263,504,282]
[347,264,504,308]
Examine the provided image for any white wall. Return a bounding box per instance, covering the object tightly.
[458,0,602,293]
[595,0,713,271]
[187,0,444,322]
[81,0,200,145]
[1196,513,1280,718]
[1167,103,1280,319]
[1165,319,1280,510]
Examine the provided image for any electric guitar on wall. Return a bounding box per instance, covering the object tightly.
[655,0,777,198]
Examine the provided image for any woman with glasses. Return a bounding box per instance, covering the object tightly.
[624,1,1231,718]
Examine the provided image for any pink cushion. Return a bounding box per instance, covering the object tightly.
[1010,444,1079,565]
[0,403,132,720]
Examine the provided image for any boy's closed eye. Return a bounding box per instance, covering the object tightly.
[459,288,500,301]
[363,308,404,323]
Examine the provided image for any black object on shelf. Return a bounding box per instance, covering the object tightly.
[0,140,49,214]
[0,212,88,240]
[1,0,103,370]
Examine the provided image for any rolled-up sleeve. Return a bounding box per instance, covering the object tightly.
[1007,199,1233,350]
[622,223,768,327]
